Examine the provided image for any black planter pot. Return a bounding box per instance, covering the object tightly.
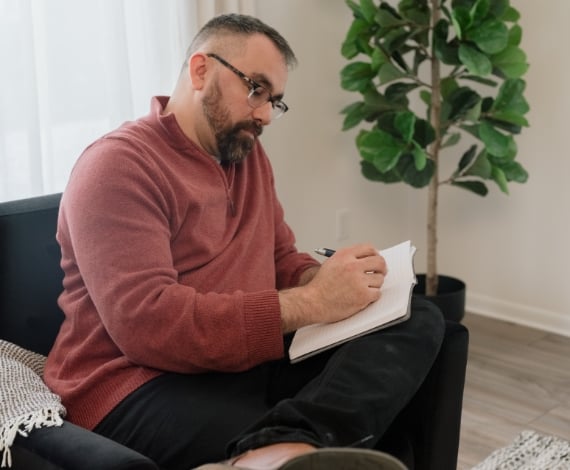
[413,274,466,322]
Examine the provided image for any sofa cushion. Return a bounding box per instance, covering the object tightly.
[0,340,65,468]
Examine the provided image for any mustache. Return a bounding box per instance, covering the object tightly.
[234,120,263,138]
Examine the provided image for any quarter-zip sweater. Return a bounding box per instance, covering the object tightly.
[44,97,319,430]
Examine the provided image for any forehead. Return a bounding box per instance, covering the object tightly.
[229,34,289,93]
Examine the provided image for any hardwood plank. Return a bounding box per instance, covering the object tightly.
[457,313,570,469]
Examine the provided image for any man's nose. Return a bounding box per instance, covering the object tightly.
[252,101,273,126]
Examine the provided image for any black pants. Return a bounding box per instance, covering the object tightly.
[94,298,444,469]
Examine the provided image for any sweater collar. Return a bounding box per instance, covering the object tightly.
[150,96,209,157]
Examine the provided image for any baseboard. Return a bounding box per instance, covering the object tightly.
[466,292,570,338]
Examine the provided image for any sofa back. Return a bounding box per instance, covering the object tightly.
[0,193,64,356]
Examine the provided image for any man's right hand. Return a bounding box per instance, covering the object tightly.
[279,244,387,333]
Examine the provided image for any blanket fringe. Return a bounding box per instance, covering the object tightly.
[0,408,64,468]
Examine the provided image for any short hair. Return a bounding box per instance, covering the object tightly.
[185,13,297,68]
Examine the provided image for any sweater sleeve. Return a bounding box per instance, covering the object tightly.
[58,139,284,374]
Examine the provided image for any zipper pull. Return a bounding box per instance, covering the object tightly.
[228,197,236,216]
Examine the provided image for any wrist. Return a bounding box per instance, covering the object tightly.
[278,284,322,333]
[297,265,320,287]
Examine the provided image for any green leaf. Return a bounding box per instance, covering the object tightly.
[508,24,522,46]
[469,0,490,24]
[451,6,472,39]
[360,161,402,183]
[492,78,529,115]
[445,87,481,121]
[420,90,431,106]
[378,62,407,84]
[434,19,460,65]
[489,0,509,19]
[383,29,413,54]
[359,0,378,23]
[483,117,521,135]
[412,143,428,171]
[492,45,529,78]
[398,154,435,188]
[481,96,494,112]
[468,19,509,54]
[462,75,498,87]
[488,111,529,127]
[457,144,478,173]
[376,7,405,27]
[451,180,489,196]
[356,129,404,171]
[362,88,404,114]
[492,167,509,193]
[499,160,529,183]
[341,19,371,59]
[394,112,416,143]
[385,82,419,106]
[399,0,430,26]
[413,118,436,147]
[459,43,492,76]
[346,0,361,17]
[440,77,459,99]
[464,99,482,122]
[479,121,515,158]
[340,62,375,91]
[465,149,493,178]
[442,132,461,148]
[341,102,367,131]
[502,6,520,22]
[412,50,428,74]
[371,47,388,71]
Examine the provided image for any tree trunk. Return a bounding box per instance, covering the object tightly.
[427,0,442,296]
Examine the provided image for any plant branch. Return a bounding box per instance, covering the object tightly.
[426,0,442,296]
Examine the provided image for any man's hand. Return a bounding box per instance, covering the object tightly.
[279,244,387,333]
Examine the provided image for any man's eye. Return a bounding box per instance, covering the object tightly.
[251,87,267,98]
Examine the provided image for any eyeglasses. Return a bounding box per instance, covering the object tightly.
[206,53,289,120]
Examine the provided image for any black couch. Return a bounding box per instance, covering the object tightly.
[0,193,469,470]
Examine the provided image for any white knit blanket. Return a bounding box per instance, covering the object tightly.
[472,430,570,469]
[0,340,66,468]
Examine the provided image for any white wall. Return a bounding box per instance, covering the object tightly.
[255,0,570,336]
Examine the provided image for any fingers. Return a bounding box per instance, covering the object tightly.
[365,272,385,289]
[335,243,387,276]
[361,254,387,276]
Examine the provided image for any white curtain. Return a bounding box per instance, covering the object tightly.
[0,0,255,202]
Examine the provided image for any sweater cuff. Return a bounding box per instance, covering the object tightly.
[242,290,284,362]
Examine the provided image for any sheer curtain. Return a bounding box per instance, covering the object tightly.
[0,0,255,202]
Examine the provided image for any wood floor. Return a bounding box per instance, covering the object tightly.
[457,313,570,469]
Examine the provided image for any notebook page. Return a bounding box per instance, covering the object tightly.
[289,240,416,362]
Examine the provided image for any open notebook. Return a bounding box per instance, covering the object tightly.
[289,240,417,363]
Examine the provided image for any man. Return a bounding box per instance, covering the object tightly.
[44,13,444,470]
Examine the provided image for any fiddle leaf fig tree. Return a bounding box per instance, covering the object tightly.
[340,0,530,296]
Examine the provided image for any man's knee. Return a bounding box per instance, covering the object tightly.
[408,297,446,351]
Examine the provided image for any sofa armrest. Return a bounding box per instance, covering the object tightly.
[376,320,469,470]
[410,321,469,470]
[10,420,159,470]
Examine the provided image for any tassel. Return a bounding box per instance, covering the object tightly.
[0,409,64,468]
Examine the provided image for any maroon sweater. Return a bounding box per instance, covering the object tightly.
[44,97,319,430]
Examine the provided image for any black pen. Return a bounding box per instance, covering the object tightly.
[314,248,336,258]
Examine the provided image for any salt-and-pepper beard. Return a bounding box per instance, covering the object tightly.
[202,79,263,164]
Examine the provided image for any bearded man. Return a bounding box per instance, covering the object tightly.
[45,13,444,470]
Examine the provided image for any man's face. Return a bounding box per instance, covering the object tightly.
[201,77,263,164]
[200,35,288,164]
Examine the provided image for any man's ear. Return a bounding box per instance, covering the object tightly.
[188,53,208,90]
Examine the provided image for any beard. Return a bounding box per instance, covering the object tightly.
[202,80,263,164]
